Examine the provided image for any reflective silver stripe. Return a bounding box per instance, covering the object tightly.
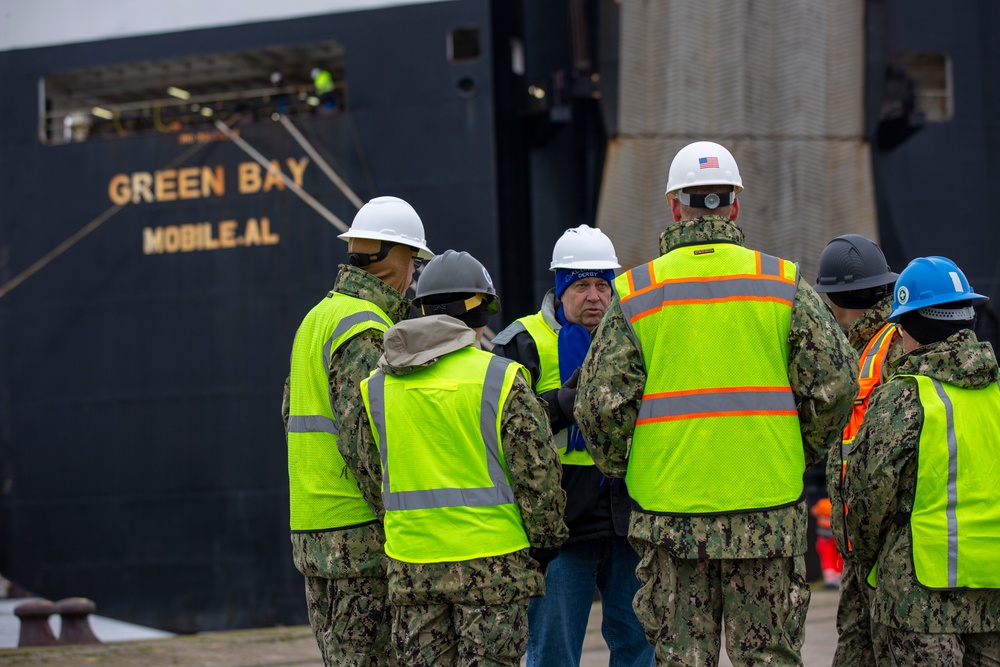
[638,387,796,422]
[481,356,515,490]
[861,325,895,379]
[369,371,391,505]
[323,311,389,371]
[373,357,516,511]
[841,441,854,459]
[288,414,338,435]
[383,485,515,511]
[553,429,568,451]
[628,264,654,293]
[758,252,781,277]
[931,378,960,588]
[621,276,796,322]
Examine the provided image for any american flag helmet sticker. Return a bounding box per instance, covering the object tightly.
[699,156,720,169]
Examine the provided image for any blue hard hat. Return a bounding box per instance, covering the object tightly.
[887,256,989,323]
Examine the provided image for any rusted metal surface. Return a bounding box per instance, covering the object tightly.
[599,1,878,286]
[55,598,101,645]
[13,600,58,648]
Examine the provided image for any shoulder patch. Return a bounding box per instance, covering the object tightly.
[490,321,528,346]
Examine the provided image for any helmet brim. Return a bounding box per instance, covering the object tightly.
[814,271,899,293]
[338,229,434,259]
[549,260,621,271]
[888,292,989,323]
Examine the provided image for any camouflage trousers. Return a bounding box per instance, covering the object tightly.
[832,558,876,666]
[392,599,528,666]
[872,624,1000,666]
[632,542,810,667]
[303,574,393,667]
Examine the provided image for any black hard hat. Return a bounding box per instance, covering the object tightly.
[814,234,898,293]
[414,249,500,317]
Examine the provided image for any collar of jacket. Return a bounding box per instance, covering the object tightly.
[380,315,479,375]
[540,288,561,331]
[659,215,746,255]
[333,263,411,324]
[887,328,1000,389]
[847,295,896,353]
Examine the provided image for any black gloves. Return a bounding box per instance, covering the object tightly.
[529,546,561,574]
[555,368,581,423]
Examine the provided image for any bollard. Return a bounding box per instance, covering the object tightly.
[14,599,59,647]
[55,597,102,644]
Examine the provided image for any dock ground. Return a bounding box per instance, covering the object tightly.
[0,585,839,666]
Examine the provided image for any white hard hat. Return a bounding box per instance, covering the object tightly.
[338,196,433,259]
[665,141,743,201]
[549,225,620,271]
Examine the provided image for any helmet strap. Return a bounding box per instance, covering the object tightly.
[828,284,892,310]
[676,190,734,209]
[347,239,416,294]
[348,240,407,267]
[420,292,486,317]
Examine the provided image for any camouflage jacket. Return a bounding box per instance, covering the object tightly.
[345,314,568,604]
[843,328,1000,633]
[281,264,410,580]
[825,295,904,554]
[575,216,858,559]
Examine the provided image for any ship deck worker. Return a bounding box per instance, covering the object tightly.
[813,233,904,665]
[574,140,858,666]
[844,255,1000,666]
[491,225,653,666]
[282,196,433,667]
[347,249,568,667]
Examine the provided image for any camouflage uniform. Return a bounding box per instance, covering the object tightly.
[824,295,904,666]
[282,265,409,667]
[342,315,569,667]
[843,328,1000,664]
[575,216,858,666]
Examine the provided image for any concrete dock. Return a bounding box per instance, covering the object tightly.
[0,586,840,666]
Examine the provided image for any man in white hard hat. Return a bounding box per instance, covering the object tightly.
[282,195,432,666]
[346,250,567,665]
[491,225,653,666]
[575,141,858,665]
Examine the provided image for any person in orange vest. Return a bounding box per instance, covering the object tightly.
[813,233,904,666]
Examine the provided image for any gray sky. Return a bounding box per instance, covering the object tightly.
[0,0,448,51]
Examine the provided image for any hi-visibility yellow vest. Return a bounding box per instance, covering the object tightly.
[518,312,592,466]
[616,243,804,514]
[287,294,391,531]
[840,322,897,552]
[361,348,531,563]
[868,375,1000,589]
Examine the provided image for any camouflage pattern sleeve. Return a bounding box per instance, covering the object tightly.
[331,330,386,518]
[341,396,386,521]
[788,278,859,467]
[500,372,569,550]
[574,298,645,478]
[842,379,921,571]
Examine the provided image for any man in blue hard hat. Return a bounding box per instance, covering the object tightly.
[844,255,1000,664]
